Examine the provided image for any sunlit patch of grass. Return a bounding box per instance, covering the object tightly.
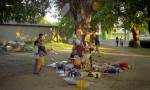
[128,47,150,56]
[100,46,115,53]
[100,46,114,51]
[26,42,73,51]
[45,42,73,51]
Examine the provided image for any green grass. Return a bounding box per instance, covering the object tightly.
[27,42,73,51]
[101,45,150,56]
[45,42,73,51]
[128,47,150,56]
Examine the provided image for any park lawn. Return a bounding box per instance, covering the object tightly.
[45,42,73,51]
[27,42,73,51]
[128,47,150,56]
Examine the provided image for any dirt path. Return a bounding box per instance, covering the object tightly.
[0,46,150,90]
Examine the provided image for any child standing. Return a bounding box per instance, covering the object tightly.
[38,44,47,73]
[33,33,47,74]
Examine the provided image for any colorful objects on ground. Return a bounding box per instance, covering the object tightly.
[76,80,89,89]
[92,72,102,78]
[74,59,81,66]
[47,51,130,89]
[118,63,129,69]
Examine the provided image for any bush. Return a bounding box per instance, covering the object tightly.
[129,40,134,47]
[129,40,150,48]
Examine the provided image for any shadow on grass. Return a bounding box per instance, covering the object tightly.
[127,47,150,56]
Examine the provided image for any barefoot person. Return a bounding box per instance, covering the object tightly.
[33,33,46,74]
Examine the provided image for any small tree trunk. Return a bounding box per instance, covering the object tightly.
[75,9,92,47]
[148,20,150,33]
[131,25,140,48]
[70,0,94,73]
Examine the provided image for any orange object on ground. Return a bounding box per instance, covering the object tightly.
[74,59,81,66]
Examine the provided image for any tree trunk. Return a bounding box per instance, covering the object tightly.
[75,8,92,47]
[131,25,140,48]
[52,30,62,42]
[70,0,95,73]
[148,20,150,33]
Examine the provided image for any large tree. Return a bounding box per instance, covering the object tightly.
[59,15,75,40]
[0,0,50,23]
[142,0,150,33]
[55,0,99,46]
[55,0,149,48]
[115,0,150,47]
[91,1,118,39]
[123,0,144,48]
[92,0,150,47]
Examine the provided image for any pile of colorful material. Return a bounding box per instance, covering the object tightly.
[48,57,129,89]
[48,57,91,89]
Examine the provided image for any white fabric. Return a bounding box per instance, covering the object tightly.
[33,46,38,54]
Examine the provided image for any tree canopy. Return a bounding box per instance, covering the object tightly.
[54,0,150,47]
[0,0,50,23]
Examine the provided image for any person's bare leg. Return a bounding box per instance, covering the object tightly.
[36,60,42,74]
[33,59,40,74]
[39,65,43,72]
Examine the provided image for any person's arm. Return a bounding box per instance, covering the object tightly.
[43,46,47,55]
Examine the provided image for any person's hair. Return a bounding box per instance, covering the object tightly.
[37,33,44,43]
[39,33,43,37]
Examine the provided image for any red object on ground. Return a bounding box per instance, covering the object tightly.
[118,63,128,69]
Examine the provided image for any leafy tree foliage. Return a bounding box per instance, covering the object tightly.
[59,15,75,39]
[92,1,117,32]
[115,0,150,47]
[55,0,149,47]
[0,0,50,23]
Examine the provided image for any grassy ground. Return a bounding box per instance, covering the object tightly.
[27,42,73,51]
[101,44,150,56]
[0,43,150,90]
[127,47,150,56]
[25,42,150,55]
[45,42,73,51]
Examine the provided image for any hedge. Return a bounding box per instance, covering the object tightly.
[129,40,150,48]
